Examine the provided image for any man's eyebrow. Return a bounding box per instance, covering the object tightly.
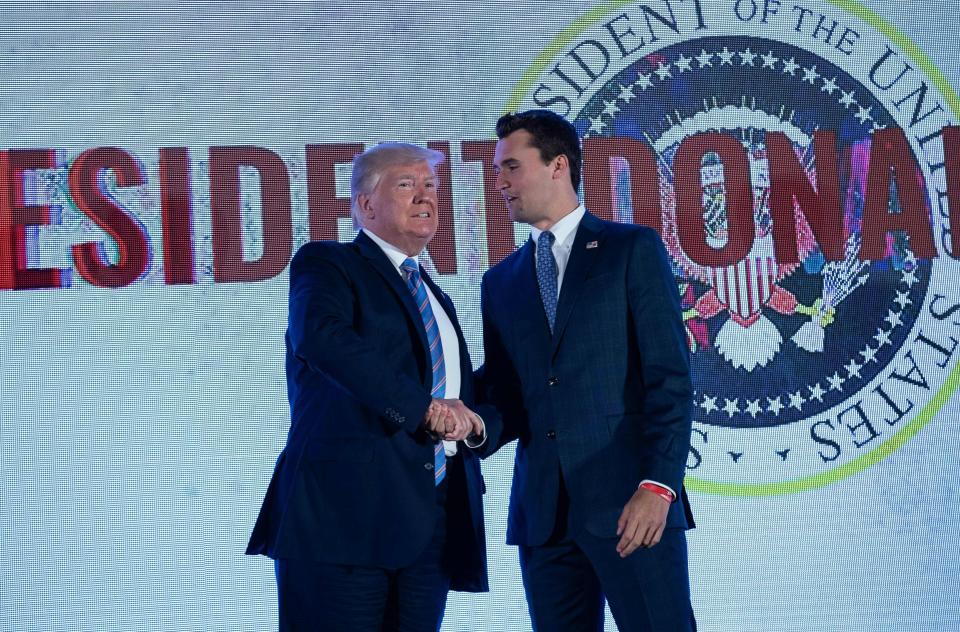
[393,173,437,180]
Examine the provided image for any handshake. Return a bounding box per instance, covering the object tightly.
[424,398,485,443]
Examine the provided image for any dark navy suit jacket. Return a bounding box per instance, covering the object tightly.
[247,231,489,592]
[478,211,695,547]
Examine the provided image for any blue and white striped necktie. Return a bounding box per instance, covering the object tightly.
[401,258,446,485]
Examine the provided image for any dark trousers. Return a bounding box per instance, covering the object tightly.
[275,504,449,632]
[519,477,696,632]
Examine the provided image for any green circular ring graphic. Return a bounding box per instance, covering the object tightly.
[504,0,960,495]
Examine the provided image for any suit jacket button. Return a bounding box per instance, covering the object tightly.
[547,376,559,386]
[424,463,435,471]
[546,430,556,439]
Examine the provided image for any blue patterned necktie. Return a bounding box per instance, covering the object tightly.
[400,258,446,485]
[536,231,558,333]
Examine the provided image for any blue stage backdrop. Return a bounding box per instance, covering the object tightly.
[2,1,958,630]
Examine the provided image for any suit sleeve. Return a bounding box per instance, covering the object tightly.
[473,274,526,457]
[626,229,694,494]
[287,245,431,435]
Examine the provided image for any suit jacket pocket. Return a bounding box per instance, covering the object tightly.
[308,438,376,462]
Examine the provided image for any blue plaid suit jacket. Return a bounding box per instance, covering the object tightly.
[478,211,695,546]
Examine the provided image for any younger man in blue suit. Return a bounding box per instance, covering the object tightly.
[478,110,697,631]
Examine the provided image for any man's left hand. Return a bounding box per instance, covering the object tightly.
[615,487,670,558]
[425,399,480,442]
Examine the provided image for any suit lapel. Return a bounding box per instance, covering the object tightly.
[354,231,430,361]
[551,212,605,353]
[510,238,555,352]
[421,270,474,392]
[422,270,461,341]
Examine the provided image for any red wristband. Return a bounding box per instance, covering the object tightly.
[640,482,674,504]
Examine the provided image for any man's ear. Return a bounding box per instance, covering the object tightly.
[551,153,569,181]
[357,193,375,220]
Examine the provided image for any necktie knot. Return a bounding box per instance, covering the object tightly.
[400,257,419,280]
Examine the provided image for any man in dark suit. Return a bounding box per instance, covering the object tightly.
[478,110,696,631]
[247,142,490,632]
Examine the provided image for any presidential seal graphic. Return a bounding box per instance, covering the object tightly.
[508,0,960,493]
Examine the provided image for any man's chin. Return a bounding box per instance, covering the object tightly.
[415,232,438,248]
[410,223,437,239]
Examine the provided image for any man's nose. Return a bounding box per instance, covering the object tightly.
[414,184,435,200]
[495,170,506,190]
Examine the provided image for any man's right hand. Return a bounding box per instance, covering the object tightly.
[425,399,482,441]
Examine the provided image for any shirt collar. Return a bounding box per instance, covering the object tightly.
[529,204,586,248]
[362,229,419,273]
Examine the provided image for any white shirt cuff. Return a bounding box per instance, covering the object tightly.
[463,415,487,449]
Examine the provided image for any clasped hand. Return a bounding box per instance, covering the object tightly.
[425,398,483,442]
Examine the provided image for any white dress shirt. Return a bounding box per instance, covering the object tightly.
[363,229,463,456]
[529,204,586,293]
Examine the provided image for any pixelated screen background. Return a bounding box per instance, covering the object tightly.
[2,1,958,630]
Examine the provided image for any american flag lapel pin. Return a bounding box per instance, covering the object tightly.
[586,240,598,249]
